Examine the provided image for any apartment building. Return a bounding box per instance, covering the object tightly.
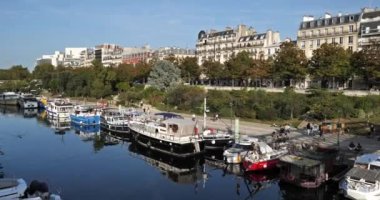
[154,47,195,61]
[297,12,361,58]
[359,8,380,49]
[122,45,154,65]
[95,44,124,67]
[196,24,281,65]
[63,48,95,67]
[36,51,64,67]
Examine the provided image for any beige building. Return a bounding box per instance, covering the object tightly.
[359,8,380,50]
[297,12,361,58]
[196,25,281,65]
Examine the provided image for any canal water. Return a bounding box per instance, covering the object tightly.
[0,106,346,200]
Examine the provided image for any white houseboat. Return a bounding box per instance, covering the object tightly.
[46,99,73,122]
[340,154,380,200]
[0,92,19,105]
[17,93,38,109]
[129,118,205,158]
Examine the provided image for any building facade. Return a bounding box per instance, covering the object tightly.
[122,45,153,65]
[297,12,361,58]
[95,44,124,67]
[36,51,65,67]
[154,47,195,61]
[359,8,380,49]
[63,47,95,67]
[196,25,281,65]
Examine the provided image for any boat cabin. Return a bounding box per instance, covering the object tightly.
[156,118,197,137]
[344,167,380,193]
[279,155,326,188]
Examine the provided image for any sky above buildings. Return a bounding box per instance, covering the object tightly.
[0,0,378,69]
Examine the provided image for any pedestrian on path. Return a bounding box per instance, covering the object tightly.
[306,122,311,135]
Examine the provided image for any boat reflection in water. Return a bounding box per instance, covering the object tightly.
[243,170,280,199]
[47,117,71,135]
[72,123,100,142]
[129,143,206,186]
[22,108,38,118]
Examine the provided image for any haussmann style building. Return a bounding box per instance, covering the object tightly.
[196,24,282,65]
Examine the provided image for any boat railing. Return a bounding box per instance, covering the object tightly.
[348,180,378,193]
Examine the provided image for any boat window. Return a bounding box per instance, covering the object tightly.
[369,165,380,171]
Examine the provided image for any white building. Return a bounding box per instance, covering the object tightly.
[196,24,281,65]
[122,45,153,65]
[36,51,64,67]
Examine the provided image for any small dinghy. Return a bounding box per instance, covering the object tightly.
[0,178,27,199]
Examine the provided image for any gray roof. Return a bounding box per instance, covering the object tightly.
[355,154,380,165]
[362,10,380,19]
[346,167,380,183]
[300,13,360,30]
[238,33,266,42]
[280,155,321,168]
[163,118,196,126]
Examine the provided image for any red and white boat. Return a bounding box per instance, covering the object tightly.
[242,141,287,172]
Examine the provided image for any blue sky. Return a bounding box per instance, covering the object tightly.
[0,0,378,70]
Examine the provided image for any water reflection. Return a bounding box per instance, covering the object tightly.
[47,117,71,135]
[72,123,100,142]
[129,143,205,185]
[22,108,38,118]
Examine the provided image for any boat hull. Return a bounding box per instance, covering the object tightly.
[130,129,205,158]
[70,114,100,125]
[100,122,130,134]
[204,137,234,150]
[243,159,279,172]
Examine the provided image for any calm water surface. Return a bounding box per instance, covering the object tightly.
[0,106,345,200]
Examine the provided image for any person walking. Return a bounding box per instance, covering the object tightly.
[306,122,311,136]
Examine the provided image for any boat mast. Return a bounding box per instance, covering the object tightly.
[203,97,207,130]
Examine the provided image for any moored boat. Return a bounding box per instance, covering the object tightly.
[0,92,19,105]
[45,99,73,122]
[0,178,27,199]
[223,136,259,164]
[242,141,288,172]
[100,108,137,134]
[17,93,38,109]
[129,118,205,158]
[340,154,380,200]
[70,105,101,125]
[278,146,339,188]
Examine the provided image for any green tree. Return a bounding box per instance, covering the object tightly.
[225,51,253,86]
[272,42,308,86]
[309,43,352,88]
[202,60,224,85]
[147,60,181,91]
[351,41,380,87]
[178,57,201,84]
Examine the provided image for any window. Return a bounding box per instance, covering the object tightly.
[310,40,314,48]
[317,39,321,47]
[348,46,353,51]
[301,41,305,48]
[310,30,314,36]
[325,28,329,35]
[349,36,353,44]
[339,37,343,44]
[349,25,354,32]
[302,31,306,37]
[318,30,321,36]
[332,38,336,43]
[366,27,370,34]
[340,27,343,33]
[333,27,336,33]
[349,15,354,21]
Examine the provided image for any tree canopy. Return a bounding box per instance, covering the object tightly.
[148,60,181,91]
